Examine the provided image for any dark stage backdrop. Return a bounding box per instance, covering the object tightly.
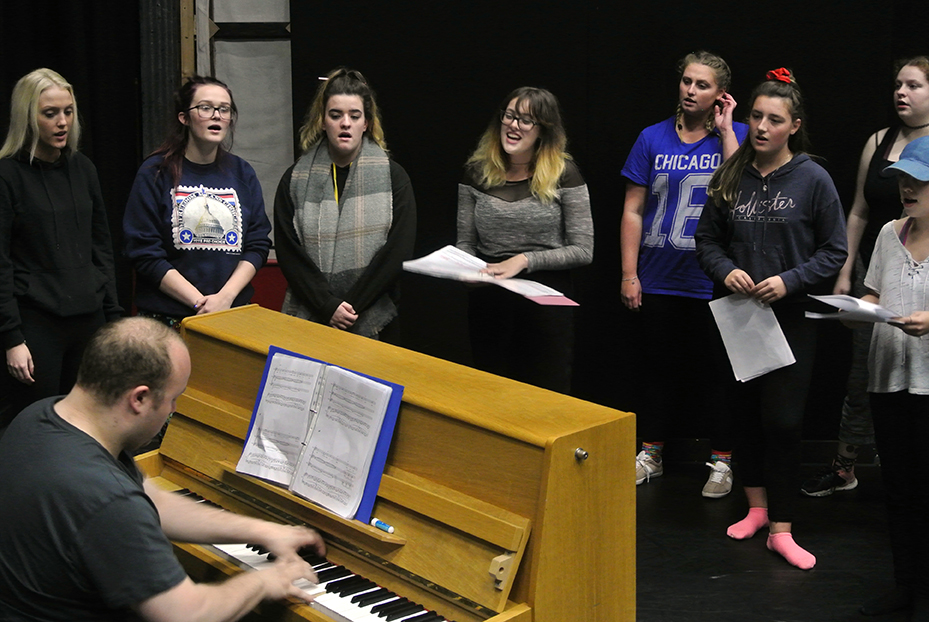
[292,0,927,440]
[0,2,142,312]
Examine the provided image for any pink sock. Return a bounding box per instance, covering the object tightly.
[726,507,769,539]
[767,532,816,570]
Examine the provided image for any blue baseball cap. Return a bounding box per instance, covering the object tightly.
[883,135,929,181]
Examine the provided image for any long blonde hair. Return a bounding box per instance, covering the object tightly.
[0,68,81,161]
[466,87,570,204]
[297,67,387,154]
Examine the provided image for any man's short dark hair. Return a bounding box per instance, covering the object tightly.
[76,318,186,406]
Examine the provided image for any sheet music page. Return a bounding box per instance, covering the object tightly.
[236,353,325,486]
[709,294,795,382]
[289,366,391,518]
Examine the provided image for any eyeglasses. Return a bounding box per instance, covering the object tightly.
[188,104,234,120]
[500,109,537,131]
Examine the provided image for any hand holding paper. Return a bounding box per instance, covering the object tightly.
[805,294,901,324]
[403,245,578,306]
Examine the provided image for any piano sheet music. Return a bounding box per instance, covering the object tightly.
[237,353,325,486]
[237,350,394,519]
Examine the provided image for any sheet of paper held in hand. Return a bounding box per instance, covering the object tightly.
[805,294,903,325]
[237,353,324,486]
[288,366,391,518]
[403,244,579,306]
[709,294,796,382]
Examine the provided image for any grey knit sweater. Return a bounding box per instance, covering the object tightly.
[456,160,593,273]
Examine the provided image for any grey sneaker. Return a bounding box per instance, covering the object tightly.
[635,450,663,485]
[702,461,733,498]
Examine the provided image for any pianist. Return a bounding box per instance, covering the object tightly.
[0,317,326,621]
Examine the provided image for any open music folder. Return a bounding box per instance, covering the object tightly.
[235,345,403,522]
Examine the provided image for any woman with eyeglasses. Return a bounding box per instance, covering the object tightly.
[123,75,271,328]
[456,87,593,393]
[274,67,416,342]
[0,69,121,434]
[620,51,747,497]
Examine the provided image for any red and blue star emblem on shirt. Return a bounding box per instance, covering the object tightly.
[171,185,243,252]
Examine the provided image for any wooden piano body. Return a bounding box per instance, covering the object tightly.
[136,305,635,622]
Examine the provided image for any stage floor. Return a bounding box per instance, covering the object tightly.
[636,458,900,621]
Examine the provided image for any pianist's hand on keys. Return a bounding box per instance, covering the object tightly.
[215,544,450,621]
[180,490,448,620]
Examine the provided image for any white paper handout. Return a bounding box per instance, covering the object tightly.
[708,294,795,382]
[805,294,902,324]
[403,245,578,306]
[236,353,325,485]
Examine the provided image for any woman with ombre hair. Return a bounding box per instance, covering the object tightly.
[696,68,847,570]
[275,67,416,342]
[0,69,121,434]
[457,87,593,393]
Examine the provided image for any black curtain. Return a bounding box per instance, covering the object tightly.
[0,1,142,312]
[291,0,929,438]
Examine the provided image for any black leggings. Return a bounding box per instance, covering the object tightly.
[724,304,817,523]
[632,293,731,449]
[0,305,105,435]
[870,390,929,596]
[467,270,575,394]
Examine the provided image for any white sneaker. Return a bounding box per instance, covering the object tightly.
[702,461,733,498]
[635,450,663,485]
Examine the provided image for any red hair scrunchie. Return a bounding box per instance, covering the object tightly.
[766,68,792,84]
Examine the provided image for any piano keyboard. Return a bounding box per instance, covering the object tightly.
[175,490,452,622]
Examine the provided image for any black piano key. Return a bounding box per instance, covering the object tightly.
[385,603,425,620]
[373,597,412,615]
[352,587,391,605]
[337,579,378,597]
[325,575,366,594]
[360,592,399,608]
[298,547,327,566]
[370,595,407,613]
[316,566,353,583]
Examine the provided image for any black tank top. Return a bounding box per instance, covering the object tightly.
[860,127,903,267]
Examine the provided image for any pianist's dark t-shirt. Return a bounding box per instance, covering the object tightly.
[0,397,187,620]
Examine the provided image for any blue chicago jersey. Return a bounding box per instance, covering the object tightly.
[622,116,749,299]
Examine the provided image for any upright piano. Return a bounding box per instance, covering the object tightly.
[135,305,635,622]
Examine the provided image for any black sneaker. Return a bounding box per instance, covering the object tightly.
[801,466,858,497]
